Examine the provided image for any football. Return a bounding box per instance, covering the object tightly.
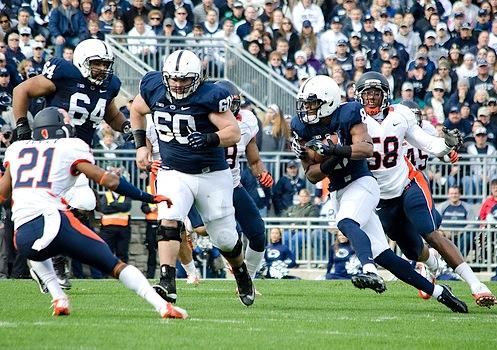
[305,134,339,164]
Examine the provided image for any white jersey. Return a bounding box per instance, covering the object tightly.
[403,120,437,171]
[4,138,94,229]
[227,109,259,188]
[146,114,161,160]
[365,104,450,199]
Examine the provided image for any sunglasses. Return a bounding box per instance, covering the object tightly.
[0,20,9,24]
[36,40,46,43]
[21,33,30,36]
[177,12,187,15]
[150,17,161,20]
[9,38,19,41]
[434,88,444,92]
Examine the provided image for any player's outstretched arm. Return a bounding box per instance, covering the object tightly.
[130,94,152,170]
[208,110,241,147]
[75,162,171,206]
[406,124,455,158]
[0,166,12,204]
[13,76,56,140]
[104,99,131,135]
[350,122,374,159]
[246,137,273,187]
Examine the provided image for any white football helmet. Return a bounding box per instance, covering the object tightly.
[296,75,341,124]
[162,49,203,100]
[73,39,114,86]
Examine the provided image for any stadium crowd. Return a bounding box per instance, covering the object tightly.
[1,0,497,283]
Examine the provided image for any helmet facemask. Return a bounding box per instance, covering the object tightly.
[296,95,324,124]
[357,86,388,116]
[83,57,114,86]
[163,72,201,100]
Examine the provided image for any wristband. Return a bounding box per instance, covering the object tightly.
[330,144,352,158]
[132,129,147,149]
[205,133,220,147]
[115,176,154,202]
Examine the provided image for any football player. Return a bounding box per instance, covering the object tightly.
[12,38,132,289]
[292,75,468,313]
[355,71,495,308]
[131,49,255,307]
[0,107,187,319]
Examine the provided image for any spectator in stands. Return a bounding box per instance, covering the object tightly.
[145,0,166,15]
[268,50,284,76]
[32,1,54,40]
[193,0,218,25]
[407,62,431,101]
[62,46,74,61]
[326,231,360,280]
[246,39,265,63]
[463,126,497,202]
[476,106,497,145]
[294,49,316,80]
[443,105,473,138]
[479,178,497,221]
[127,15,157,62]
[111,19,126,40]
[17,59,33,82]
[18,27,35,59]
[299,20,318,55]
[371,43,392,72]
[96,129,119,160]
[272,159,306,216]
[319,16,347,58]
[436,59,457,95]
[260,103,290,152]
[80,0,98,23]
[48,0,88,58]
[273,18,299,58]
[283,62,298,87]
[425,81,447,123]
[291,0,324,34]
[164,0,192,23]
[395,20,421,60]
[85,19,105,40]
[99,5,116,34]
[471,88,490,116]
[282,188,320,218]
[222,1,244,26]
[259,0,275,26]
[123,0,149,32]
[436,186,477,256]
[202,8,220,36]
[263,227,297,279]
[29,41,45,74]
[99,167,132,264]
[147,10,163,35]
[236,5,258,41]
[267,8,284,35]
[14,8,36,36]
[0,11,13,40]
[106,0,127,20]
[0,123,12,148]
[172,7,192,37]
[0,68,12,118]
[341,6,363,37]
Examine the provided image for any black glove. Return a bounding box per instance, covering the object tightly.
[186,126,219,149]
[15,117,32,140]
[305,139,331,156]
[442,127,463,149]
[291,133,306,160]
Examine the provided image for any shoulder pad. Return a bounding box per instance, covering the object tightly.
[42,58,79,80]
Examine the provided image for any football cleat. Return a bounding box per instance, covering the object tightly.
[351,272,387,294]
[415,263,434,300]
[186,273,200,286]
[30,268,48,294]
[472,283,496,308]
[160,302,188,319]
[51,297,70,316]
[153,265,177,303]
[233,263,255,306]
[437,284,468,313]
[53,256,72,290]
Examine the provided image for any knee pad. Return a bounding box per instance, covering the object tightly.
[220,239,243,259]
[157,224,182,243]
[337,218,360,237]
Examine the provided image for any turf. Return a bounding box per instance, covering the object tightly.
[1,279,497,350]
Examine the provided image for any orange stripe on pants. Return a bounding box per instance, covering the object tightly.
[150,172,157,195]
[64,210,105,243]
[405,156,433,210]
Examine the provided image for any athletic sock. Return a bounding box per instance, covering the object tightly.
[362,263,378,275]
[30,259,66,301]
[455,262,481,292]
[119,265,165,313]
[245,246,264,279]
[432,285,443,299]
[423,249,439,273]
[181,261,197,277]
[337,219,375,267]
[375,250,435,296]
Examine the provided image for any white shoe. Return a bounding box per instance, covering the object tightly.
[186,273,200,286]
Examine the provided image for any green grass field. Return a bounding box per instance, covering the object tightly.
[1,279,497,350]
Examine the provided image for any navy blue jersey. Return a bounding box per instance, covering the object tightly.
[41,58,121,146]
[140,72,230,174]
[291,101,372,191]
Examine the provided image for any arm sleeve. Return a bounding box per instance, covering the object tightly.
[405,124,451,157]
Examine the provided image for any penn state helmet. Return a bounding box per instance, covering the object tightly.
[32,107,74,140]
[296,75,341,124]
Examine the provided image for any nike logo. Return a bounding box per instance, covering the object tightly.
[99,90,107,93]
[181,106,190,111]
[393,122,400,126]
